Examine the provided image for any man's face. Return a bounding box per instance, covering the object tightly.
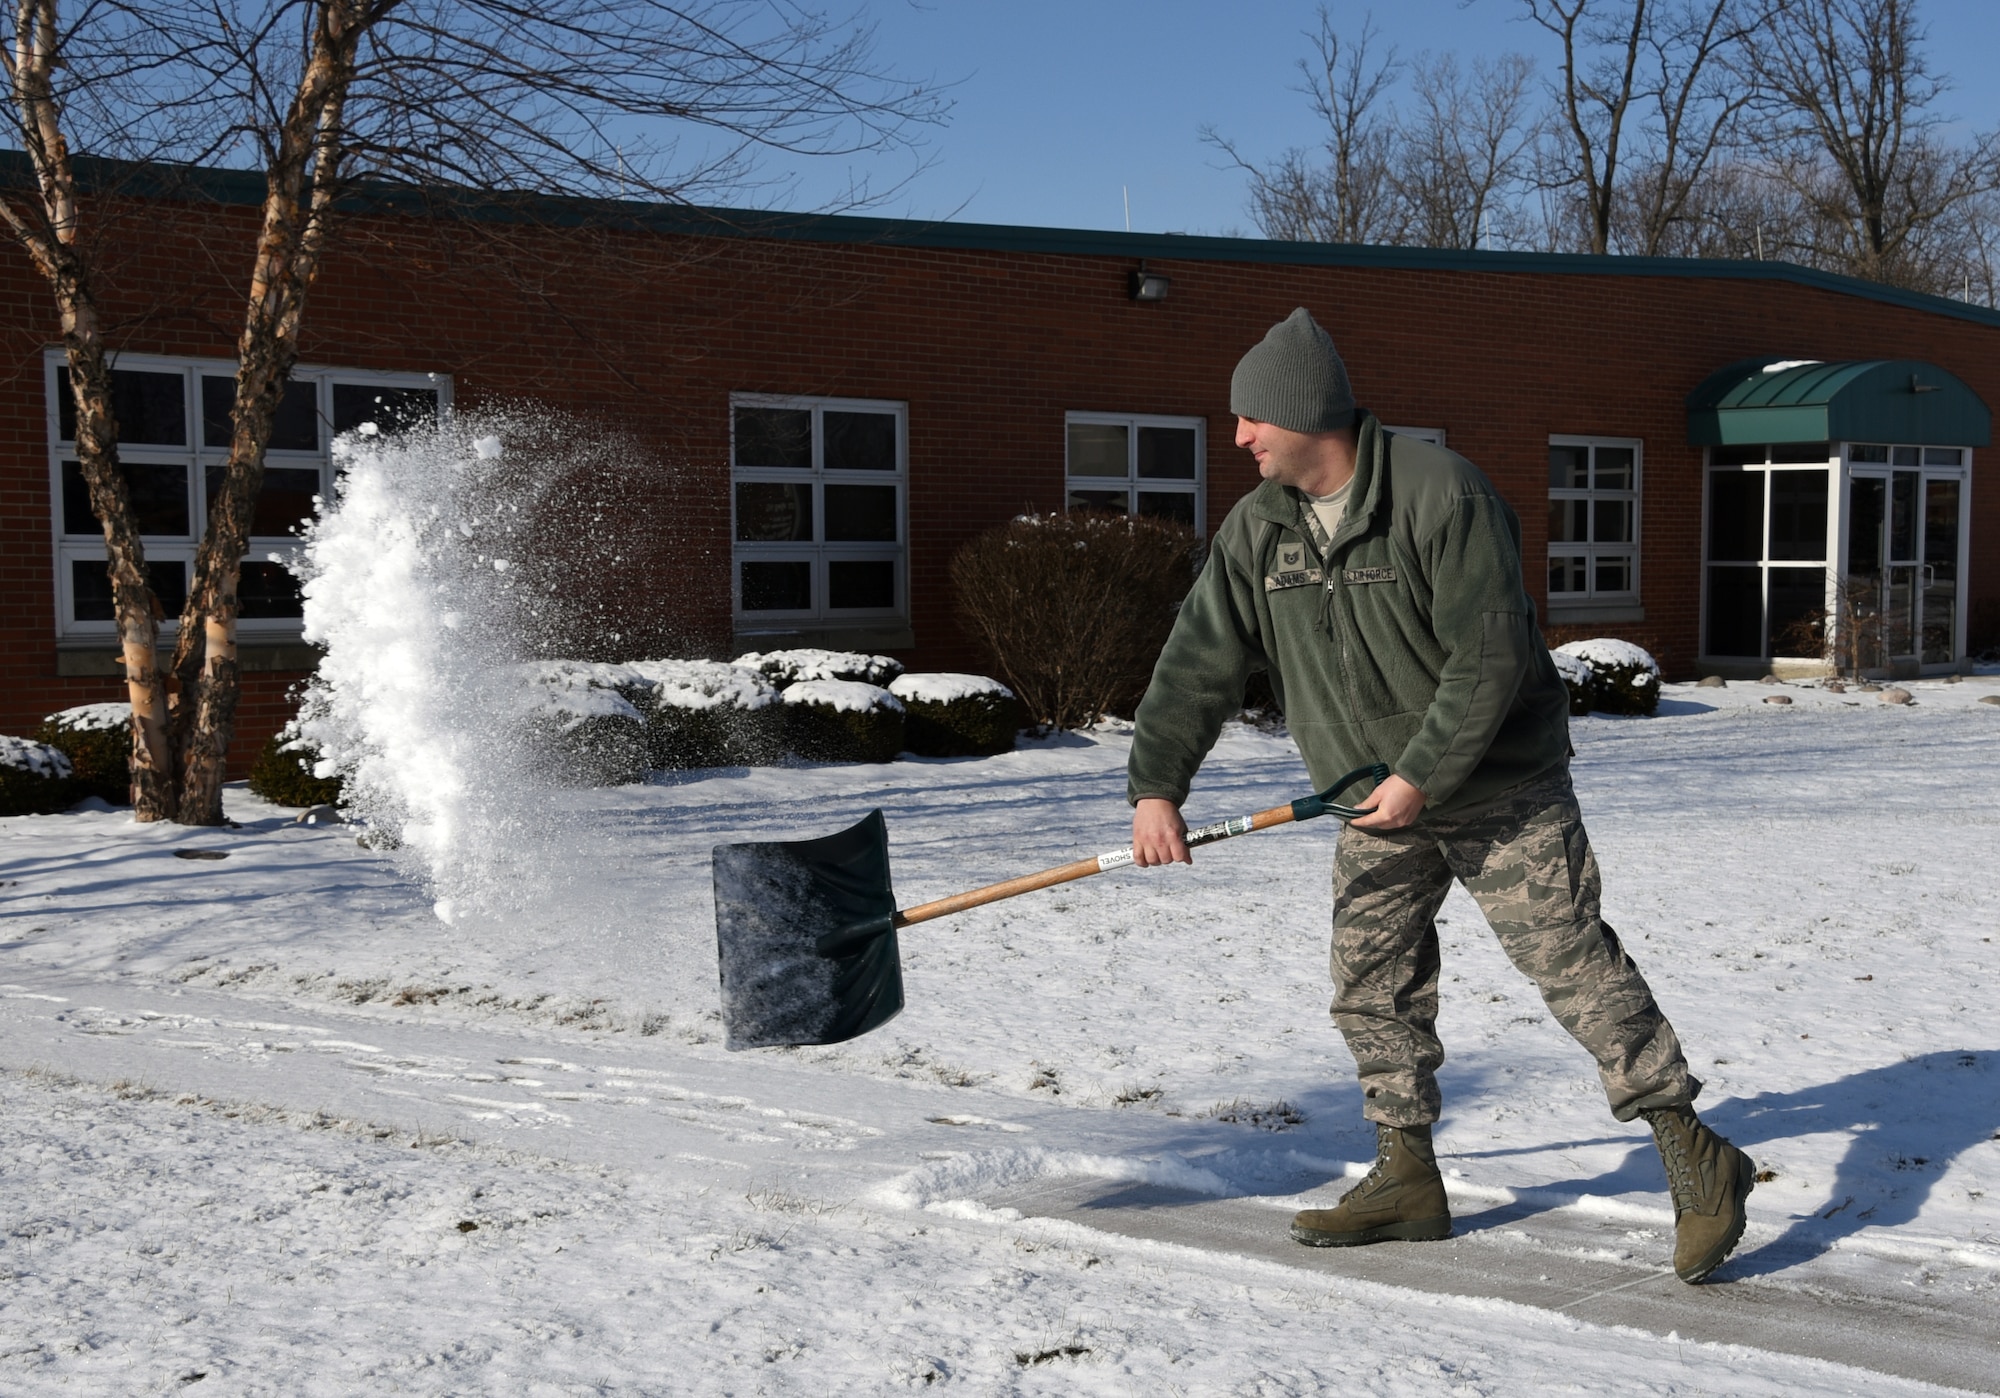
[1235,416,1320,488]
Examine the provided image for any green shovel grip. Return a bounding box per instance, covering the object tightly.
[1288,762,1392,823]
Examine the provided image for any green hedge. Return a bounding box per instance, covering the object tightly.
[1550,652,1595,716]
[248,732,346,808]
[735,648,904,690]
[518,662,651,785]
[0,737,77,816]
[889,674,1020,756]
[782,680,905,763]
[530,713,649,786]
[1555,640,1661,717]
[628,659,784,768]
[33,703,131,805]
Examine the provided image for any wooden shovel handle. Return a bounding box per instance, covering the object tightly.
[893,802,1302,928]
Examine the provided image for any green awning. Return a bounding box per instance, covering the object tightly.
[1686,357,1990,447]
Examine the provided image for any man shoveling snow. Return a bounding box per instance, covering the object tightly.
[1127,307,1754,1284]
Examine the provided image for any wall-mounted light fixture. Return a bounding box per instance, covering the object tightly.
[1129,263,1170,302]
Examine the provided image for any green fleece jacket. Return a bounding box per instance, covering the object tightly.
[1128,412,1572,814]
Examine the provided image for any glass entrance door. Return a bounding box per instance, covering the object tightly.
[1843,450,1967,672]
[1923,478,1961,664]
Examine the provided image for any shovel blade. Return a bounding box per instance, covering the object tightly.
[711,809,904,1049]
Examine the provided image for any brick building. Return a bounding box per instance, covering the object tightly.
[4,174,1994,772]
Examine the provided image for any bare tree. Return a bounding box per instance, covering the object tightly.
[1204,8,1404,244]
[1523,0,1767,254]
[1618,153,1794,256]
[0,0,943,824]
[1749,0,2000,294]
[1394,52,1541,249]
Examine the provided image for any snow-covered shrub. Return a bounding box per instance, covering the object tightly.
[34,702,130,805]
[950,512,1199,729]
[1554,639,1661,716]
[627,659,783,768]
[248,729,346,808]
[0,736,76,815]
[782,680,904,763]
[889,673,1020,757]
[1549,651,1595,716]
[734,648,905,690]
[517,661,653,785]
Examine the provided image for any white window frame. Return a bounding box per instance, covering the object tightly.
[1064,411,1207,535]
[47,349,449,641]
[1546,433,1642,608]
[729,392,908,629]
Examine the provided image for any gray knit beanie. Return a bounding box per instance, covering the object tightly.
[1229,307,1356,432]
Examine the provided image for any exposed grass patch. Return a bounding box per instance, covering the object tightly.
[1203,1098,1306,1131]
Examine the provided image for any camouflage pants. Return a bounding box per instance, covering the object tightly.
[1331,766,1698,1127]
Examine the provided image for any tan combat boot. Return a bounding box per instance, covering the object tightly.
[1291,1123,1453,1247]
[1643,1104,1755,1283]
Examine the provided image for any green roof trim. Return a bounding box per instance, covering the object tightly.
[1686,357,1991,448]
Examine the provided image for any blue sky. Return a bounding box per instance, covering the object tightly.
[766,0,2000,235]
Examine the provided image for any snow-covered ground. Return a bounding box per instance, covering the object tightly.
[3,675,1997,1394]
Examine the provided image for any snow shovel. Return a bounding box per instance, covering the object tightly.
[711,762,1388,1051]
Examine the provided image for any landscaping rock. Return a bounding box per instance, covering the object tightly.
[890,673,1021,756]
[782,679,904,763]
[1763,695,1793,705]
[1696,675,1727,688]
[1979,695,2000,706]
[1760,674,1783,684]
[33,703,131,806]
[0,735,76,816]
[627,659,783,768]
[1880,687,1913,705]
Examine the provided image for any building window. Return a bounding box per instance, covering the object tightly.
[48,350,445,640]
[731,394,906,626]
[1547,435,1641,604]
[1065,412,1205,532]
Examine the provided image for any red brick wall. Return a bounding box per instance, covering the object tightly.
[5,199,1998,776]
